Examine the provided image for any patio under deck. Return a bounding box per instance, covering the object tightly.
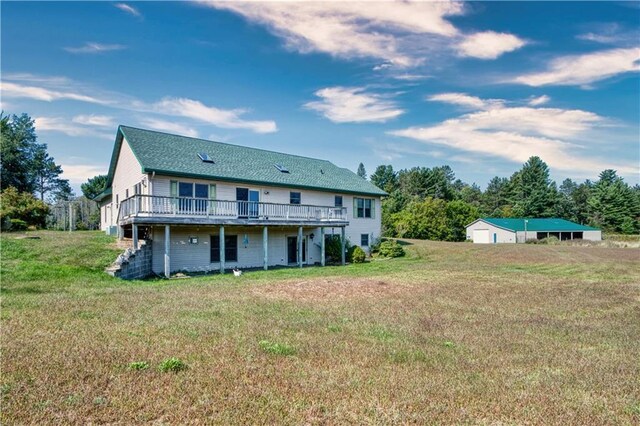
[117,195,349,277]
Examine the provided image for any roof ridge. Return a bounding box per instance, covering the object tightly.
[118,125,334,164]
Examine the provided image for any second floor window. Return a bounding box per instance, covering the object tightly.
[290,192,301,205]
[354,197,373,218]
[335,195,343,208]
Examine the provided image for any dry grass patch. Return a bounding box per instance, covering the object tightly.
[1,231,639,424]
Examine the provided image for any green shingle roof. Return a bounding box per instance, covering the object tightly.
[477,218,599,232]
[105,126,387,196]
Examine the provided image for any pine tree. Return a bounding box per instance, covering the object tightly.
[588,170,638,233]
[32,144,68,201]
[356,163,367,179]
[510,157,558,217]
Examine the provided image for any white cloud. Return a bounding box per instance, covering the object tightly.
[457,31,526,59]
[528,95,550,106]
[152,97,277,133]
[35,117,113,139]
[304,86,404,123]
[2,81,107,104]
[389,94,636,175]
[138,118,200,138]
[60,163,109,184]
[512,47,640,86]
[428,92,503,110]
[115,3,141,17]
[64,42,127,54]
[202,1,464,67]
[72,114,115,127]
[2,74,277,134]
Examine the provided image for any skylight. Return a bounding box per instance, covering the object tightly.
[198,153,215,163]
[274,164,289,173]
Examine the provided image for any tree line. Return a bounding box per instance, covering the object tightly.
[1,113,104,230]
[359,156,639,240]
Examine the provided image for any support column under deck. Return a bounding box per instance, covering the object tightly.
[341,227,346,266]
[320,227,325,267]
[263,226,268,271]
[298,226,303,268]
[220,225,225,274]
[132,224,139,250]
[164,225,170,278]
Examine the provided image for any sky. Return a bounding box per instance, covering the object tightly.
[2,1,639,194]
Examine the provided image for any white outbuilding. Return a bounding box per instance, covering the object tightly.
[466,218,602,244]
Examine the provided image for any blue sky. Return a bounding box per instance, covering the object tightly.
[2,1,639,193]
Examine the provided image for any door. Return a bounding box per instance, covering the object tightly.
[179,182,193,213]
[473,229,490,244]
[249,190,260,218]
[287,236,307,264]
[236,188,249,218]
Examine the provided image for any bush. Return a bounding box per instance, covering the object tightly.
[352,246,366,263]
[158,357,187,373]
[8,219,28,231]
[0,187,49,229]
[324,235,352,263]
[537,236,560,245]
[378,240,405,258]
[369,237,383,253]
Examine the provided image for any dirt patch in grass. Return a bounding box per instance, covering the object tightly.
[251,277,416,302]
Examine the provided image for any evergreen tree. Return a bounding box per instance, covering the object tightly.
[370,165,398,193]
[356,163,367,179]
[0,113,39,193]
[32,144,69,201]
[510,157,558,217]
[482,176,510,216]
[588,170,639,233]
[81,174,108,200]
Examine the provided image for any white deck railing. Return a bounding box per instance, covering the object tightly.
[118,195,348,223]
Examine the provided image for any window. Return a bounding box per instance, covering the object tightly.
[334,195,343,208]
[194,183,208,198]
[361,234,369,247]
[179,182,193,197]
[290,191,301,205]
[274,164,289,173]
[198,153,215,163]
[116,194,119,205]
[210,235,238,262]
[125,189,129,199]
[354,197,373,218]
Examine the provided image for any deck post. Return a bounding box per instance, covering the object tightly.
[320,227,325,267]
[132,224,139,250]
[164,225,170,278]
[298,226,303,268]
[341,226,346,266]
[220,225,225,274]
[263,226,268,271]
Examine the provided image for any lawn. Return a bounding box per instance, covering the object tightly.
[1,231,639,424]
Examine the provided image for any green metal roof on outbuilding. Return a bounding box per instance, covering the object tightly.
[104,126,387,197]
[474,218,599,232]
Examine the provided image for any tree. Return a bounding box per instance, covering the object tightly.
[370,165,398,193]
[459,183,483,210]
[81,174,108,200]
[510,157,559,217]
[445,200,480,241]
[0,186,49,229]
[0,113,39,193]
[482,176,510,216]
[357,163,367,179]
[31,144,69,202]
[588,170,639,233]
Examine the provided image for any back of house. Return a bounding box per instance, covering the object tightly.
[95,126,386,276]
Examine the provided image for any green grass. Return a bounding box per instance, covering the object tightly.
[1,231,639,424]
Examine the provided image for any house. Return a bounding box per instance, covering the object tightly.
[95,126,386,277]
[466,218,602,244]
